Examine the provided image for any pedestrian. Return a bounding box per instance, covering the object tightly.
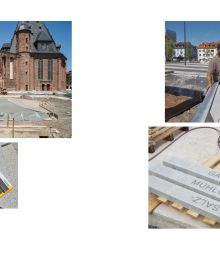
[207,42,220,90]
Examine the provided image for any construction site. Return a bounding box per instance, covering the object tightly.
[0,21,72,137]
[0,92,72,138]
[165,64,220,122]
[148,126,220,228]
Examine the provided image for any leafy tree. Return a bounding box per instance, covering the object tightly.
[185,43,191,61]
[66,71,72,89]
[165,38,174,61]
[204,48,211,60]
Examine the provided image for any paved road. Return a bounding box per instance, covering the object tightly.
[165,63,208,74]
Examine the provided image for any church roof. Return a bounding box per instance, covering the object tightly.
[1,43,11,50]
[8,21,65,57]
[35,30,52,42]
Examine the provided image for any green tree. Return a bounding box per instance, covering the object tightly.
[185,44,191,61]
[204,48,211,60]
[66,71,72,89]
[165,39,174,61]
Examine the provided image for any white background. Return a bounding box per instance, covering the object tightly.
[1,0,219,279]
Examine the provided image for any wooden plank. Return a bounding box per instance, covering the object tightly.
[151,127,182,142]
[149,127,164,135]
[171,202,183,210]
[214,162,220,171]
[149,127,171,138]
[150,127,183,140]
[202,217,216,225]
[157,196,168,203]
[148,193,161,213]
[164,133,174,141]
[203,152,220,169]
[186,209,199,218]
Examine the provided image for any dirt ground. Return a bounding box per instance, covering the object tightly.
[167,104,199,122]
[30,97,72,137]
[165,74,206,122]
[165,93,192,108]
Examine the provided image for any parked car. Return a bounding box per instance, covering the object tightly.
[172,57,181,62]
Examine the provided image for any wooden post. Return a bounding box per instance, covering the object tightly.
[7,114,9,128]
[12,118,15,138]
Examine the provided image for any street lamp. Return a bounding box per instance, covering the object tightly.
[184,21,186,65]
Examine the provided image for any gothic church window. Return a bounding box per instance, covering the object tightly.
[10,57,14,80]
[48,60,53,80]
[38,60,43,80]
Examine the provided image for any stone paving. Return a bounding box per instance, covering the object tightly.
[0,143,18,208]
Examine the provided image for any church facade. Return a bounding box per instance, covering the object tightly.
[0,21,67,92]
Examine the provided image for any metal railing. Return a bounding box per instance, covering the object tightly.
[192,82,219,122]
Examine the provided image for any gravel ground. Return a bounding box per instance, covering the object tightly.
[165,74,207,122]
[168,104,200,122]
[0,143,18,208]
[30,97,72,137]
[165,73,207,91]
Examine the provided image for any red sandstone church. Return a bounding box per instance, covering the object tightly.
[0,21,67,92]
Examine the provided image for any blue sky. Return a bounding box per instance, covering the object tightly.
[165,21,220,46]
[0,21,72,71]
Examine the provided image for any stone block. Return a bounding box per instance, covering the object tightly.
[149,175,220,223]
[163,156,220,186]
[149,163,220,201]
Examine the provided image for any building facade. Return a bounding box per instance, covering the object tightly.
[0,21,67,92]
[197,42,217,63]
[173,42,197,60]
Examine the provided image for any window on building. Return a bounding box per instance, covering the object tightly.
[48,60,53,81]
[38,60,43,80]
[9,57,14,80]
[26,46,28,51]
[2,56,6,78]
[25,61,28,66]
[26,38,28,43]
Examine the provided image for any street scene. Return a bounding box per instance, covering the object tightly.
[0,21,72,137]
[165,22,220,122]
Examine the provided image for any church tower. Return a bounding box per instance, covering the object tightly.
[15,22,31,90]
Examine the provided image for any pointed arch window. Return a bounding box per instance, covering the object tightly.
[48,60,53,80]
[10,57,14,80]
[38,60,43,80]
